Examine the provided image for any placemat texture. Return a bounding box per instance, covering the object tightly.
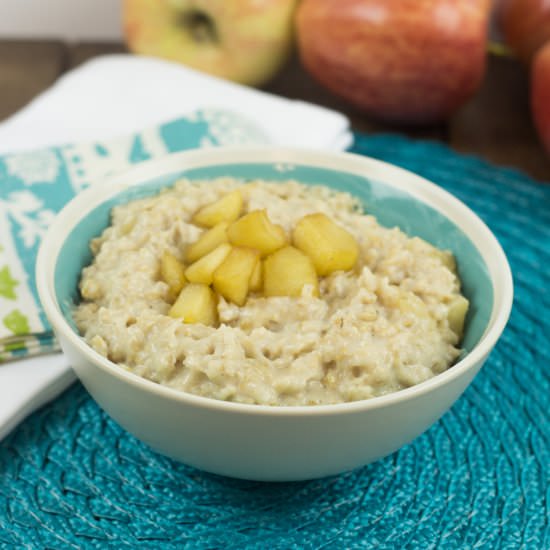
[0,134,548,549]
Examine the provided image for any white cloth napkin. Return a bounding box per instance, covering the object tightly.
[0,54,352,154]
[0,54,352,440]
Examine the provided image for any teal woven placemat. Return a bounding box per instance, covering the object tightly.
[1,134,548,549]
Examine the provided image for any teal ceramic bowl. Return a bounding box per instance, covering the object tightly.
[36,147,513,481]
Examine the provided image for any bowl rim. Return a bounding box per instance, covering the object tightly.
[36,146,514,417]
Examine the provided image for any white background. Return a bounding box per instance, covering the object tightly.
[0,0,123,41]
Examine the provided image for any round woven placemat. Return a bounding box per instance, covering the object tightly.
[1,134,548,549]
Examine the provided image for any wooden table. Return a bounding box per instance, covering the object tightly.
[1,39,549,182]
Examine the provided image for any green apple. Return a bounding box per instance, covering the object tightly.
[123,0,297,87]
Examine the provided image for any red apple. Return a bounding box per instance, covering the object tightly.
[296,0,491,125]
[532,41,550,155]
[499,0,550,65]
[124,0,297,87]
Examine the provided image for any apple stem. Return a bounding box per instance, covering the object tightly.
[487,41,515,58]
[180,11,218,44]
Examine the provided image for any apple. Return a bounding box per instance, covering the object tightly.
[123,0,297,87]
[499,0,550,65]
[532,41,550,155]
[296,0,492,125]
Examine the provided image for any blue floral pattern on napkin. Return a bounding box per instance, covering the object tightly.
[0,109,268,361]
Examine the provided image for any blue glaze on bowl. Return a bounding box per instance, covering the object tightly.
[55,163,492,354]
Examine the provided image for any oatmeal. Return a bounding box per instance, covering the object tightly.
[74,178,468,406]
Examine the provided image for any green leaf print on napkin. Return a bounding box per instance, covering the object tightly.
[0,266,19,299]
[3,309,29,335]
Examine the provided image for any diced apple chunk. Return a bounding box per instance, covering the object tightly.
[160,251,186,301]
[192,190,243,227]
[448,295,469,337]
[213,247,259,306]
[169,283,218,326]
[263,246,319,297]
[293,213,359,276]
[227,209,287,256]
[185,222,229,263]
[249,260,263,292]
[184,243,232,285]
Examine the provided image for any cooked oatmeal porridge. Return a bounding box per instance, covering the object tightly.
[74,178,469,406]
